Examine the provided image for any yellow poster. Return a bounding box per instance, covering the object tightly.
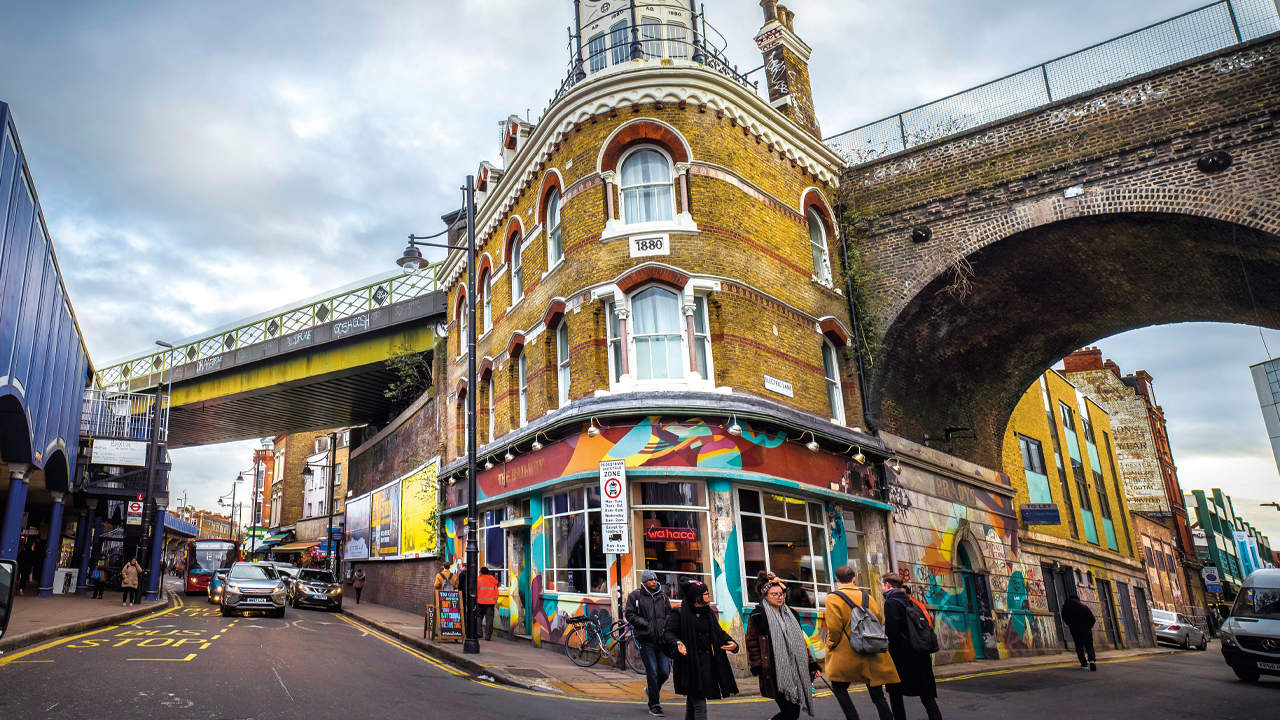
[400,458,439,556]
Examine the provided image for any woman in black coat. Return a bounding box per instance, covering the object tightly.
[882,575,942,720]
[663,580,739,720]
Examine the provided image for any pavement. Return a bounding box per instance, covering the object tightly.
[0,594,1272,720]
[342,600,1179,699]
[0,582,173,653]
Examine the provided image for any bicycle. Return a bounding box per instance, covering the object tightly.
[563,614,645,673]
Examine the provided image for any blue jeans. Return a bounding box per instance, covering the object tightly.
[635,637,671,709]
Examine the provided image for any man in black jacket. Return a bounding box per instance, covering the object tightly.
[626,570,672,717]
[1061,595,1097,671]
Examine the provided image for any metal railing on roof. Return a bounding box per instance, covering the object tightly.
[95,263,442,392]
[825,0,1280,166]
[81,389,168,442]
[544,15,759,118]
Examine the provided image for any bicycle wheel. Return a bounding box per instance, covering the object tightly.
[564,625,602,667]
[624,638,645,674]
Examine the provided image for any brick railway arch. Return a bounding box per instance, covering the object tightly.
[868,190,1280,470]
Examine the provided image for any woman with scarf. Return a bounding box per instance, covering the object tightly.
[663,579,739,720]
[746,572,820,720]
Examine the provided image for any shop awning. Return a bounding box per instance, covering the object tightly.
[272,541,320,553]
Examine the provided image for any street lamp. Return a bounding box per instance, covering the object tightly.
[301,431,340,575]
[395,176,479,655]
[218,474,244,543]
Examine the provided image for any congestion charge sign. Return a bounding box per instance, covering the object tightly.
[599,460,629,554]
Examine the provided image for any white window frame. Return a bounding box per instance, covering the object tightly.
[807,208,832,286]
[735,488,833,609]
[587,32,607,73]
[481,271,492,333]
[556,321,570,407]
[609,20,630,65]
[629,285,685,382]
[822,339,845,423]
[542,486,608,596]
[517,353,528,427]
[510,239,523,303]
[618,145,676,226]
[487,376,495,442]
[691,295,712,382]
[601,282,716,392]
[640,16,662,58]
[667,22,689,58]
[457,296,468,357]
[546,187,563,268]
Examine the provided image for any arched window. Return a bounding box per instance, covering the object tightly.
[620,148,674,224]
[631,286,683,381]
[480,270,492,333]
[487,376,495,442]
[456,294,468,355]
[517,352,528,427]
[546,187,563,266]
[556,321,570,407]
[822,340,844,423]
[808,208,831,285]
[510,236,524,302]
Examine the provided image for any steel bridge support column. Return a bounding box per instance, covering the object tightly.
[36,491,66,597]
[0,464,30,561]
[75,500,98,595]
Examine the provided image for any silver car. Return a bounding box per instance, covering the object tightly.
[219,562,288,617]
[1152,608,1206,650]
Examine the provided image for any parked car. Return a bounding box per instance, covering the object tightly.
[1152,608,1207,650]
[219,562,287,617]
[262,562,298,586]
[1220,569,1280,683]
[288,568,343,611]
[206,568,230,604]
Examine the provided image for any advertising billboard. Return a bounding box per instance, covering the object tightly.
[400,458,439,557]
[371,482,401,557]
[345,495,371,560]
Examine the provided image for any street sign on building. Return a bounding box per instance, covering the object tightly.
[599,460,629,554]
[1020,503,1061,526]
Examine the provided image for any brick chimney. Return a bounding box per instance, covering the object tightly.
[1063,346,1103,373]
[1102,359,1122,378]
[755,1,822,138]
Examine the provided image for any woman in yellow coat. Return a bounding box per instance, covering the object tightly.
[823,565,897,720]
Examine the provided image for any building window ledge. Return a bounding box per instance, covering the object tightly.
[600,213,698,243]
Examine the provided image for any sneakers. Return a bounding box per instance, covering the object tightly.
[1089,662,1097,672]
[648,707,664,717]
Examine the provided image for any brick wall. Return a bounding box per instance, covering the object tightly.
[349,557,441,615]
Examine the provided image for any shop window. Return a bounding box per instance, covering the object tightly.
[556,321,570,407]
[822,339,843,423]
[480,507,508,587]
[737,488,832,608]
[517,353,528,427]
[546,186,563,267]
[619,147,674,224]
[635,481,710,596]
[543,486,607,595]
[807,208,832,285]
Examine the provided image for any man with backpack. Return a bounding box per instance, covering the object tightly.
[882,573,943,720]
[823,565,896,720]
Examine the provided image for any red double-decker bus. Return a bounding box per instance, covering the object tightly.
[183,538,241,594]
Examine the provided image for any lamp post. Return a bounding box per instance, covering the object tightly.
[218,474,243,542]
[396,176,479,654]
[301,430,339,574]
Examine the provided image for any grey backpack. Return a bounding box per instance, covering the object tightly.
[832,590,890,654]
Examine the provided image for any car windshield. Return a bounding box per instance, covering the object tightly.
[228,565,275,580]
[299,570,335,583]
[276,567,298,578]
[1232,587,1280,621]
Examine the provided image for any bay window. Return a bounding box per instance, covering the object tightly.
[604,285,714,388]
[543,486,607,595]
[737,488,832,608]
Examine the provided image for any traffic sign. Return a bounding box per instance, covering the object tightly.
[126,500,144,526]
[599,460,629,554]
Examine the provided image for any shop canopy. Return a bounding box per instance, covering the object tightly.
[272,540,320,553]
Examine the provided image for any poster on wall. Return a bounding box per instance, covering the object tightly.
[371,482,401,557]
[345,495,371,560]
[401,458,440,557]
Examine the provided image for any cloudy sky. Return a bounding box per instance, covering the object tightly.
[2,1,1277,538]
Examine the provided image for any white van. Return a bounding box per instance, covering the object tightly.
[1219,569,1280,683]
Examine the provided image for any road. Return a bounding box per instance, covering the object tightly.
[1,592,1275,719]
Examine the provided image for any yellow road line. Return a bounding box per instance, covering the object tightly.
[0,625,117,668]
[127,653,197,662]
[336,615,467,677]
[10,660,54,663]
[938,651,1181,683]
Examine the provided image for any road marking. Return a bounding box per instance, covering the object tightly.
[0,625,117,668]
[11,660,54,663]
[127,653,197,662]
[336,614,467,676]
[273,666,296,702]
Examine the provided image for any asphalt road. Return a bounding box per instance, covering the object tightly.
[1,591,1276,720]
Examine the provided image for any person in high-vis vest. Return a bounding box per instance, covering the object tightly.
[477,567,500,640]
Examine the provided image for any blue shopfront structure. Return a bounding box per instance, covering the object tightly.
[0,102,93,597]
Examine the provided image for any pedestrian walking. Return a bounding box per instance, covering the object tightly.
[746,572,820,720]
[823,566,896,720]
[1061,595,1096,671]
[90,556,108,599]
[882,573,943,720]
[434,563,457,591]
[477,567,499,640]
[662,579,739,720]
[121,557,142,606]
[626,569,672,716]
[352,568,366,604]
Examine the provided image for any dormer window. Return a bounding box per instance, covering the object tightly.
[620,147,674,225]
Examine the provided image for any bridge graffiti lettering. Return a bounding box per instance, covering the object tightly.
[196,356,222,373]
[1212,42,1277,74]
[332,314,370,337]
[286,329,312,348]
[1047,82,1167,123]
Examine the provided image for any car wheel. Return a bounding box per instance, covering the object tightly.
[1233,666,1261,683]
[1181,634,1190,650]
[275,607,286,618]
[220,606,233,617]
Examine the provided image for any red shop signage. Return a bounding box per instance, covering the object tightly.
[644,527,698,543]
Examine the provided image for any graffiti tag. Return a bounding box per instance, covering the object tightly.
[888,484,913,521]
[1047,82,1168,124]
[286,330,312,348]
[196,356,222,373]
[333,314,371,337]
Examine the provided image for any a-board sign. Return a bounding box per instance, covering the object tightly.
[435,589,465,642]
